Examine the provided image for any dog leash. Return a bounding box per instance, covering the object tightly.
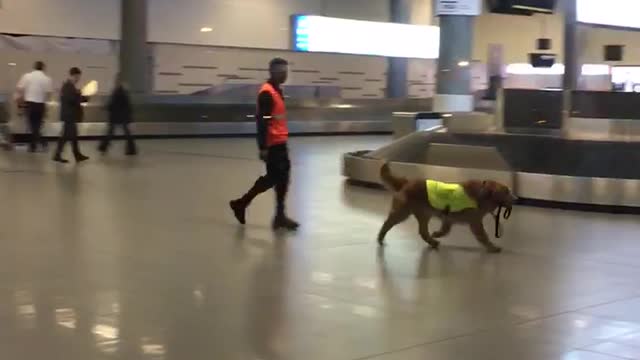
[493,205,512,238]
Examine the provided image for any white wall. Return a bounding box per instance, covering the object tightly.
[0,50,117,95]
[0,42,443,99]
[3,0,640,66]
[473,12,564,64]
[148,0,390,49]
[578,26,640,65]
[154,43,389,97]
[0,0,431,46]
[409,0,434,25]
[0,0,119,39]
[474,12,640,66]
[6,0,640,96]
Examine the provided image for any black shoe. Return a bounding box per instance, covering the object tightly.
[272,215,299,231]
[75,154,89,162]
[230,200,247,225]
[53,156,69,163]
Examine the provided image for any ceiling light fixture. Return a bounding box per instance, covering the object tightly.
[200,27,213,33]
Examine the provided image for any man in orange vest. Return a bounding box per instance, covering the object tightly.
[230,58,299,230]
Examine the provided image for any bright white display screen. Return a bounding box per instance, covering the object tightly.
[577,0,640,29]
[293,15,439,59]
[612,67,640,92]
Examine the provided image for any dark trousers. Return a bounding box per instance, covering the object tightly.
[54,120,82,159]
[26,102,46,151]
[240,144,291,216]
[98,122,137,155]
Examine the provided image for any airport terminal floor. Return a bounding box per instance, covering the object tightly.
[3,136,640,360]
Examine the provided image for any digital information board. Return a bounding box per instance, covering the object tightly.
[292,15,440,59]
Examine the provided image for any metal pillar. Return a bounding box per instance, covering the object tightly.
[386,0,411,98]
[562,0,577,125]
[120,0,150,94]
[434,3,478,113]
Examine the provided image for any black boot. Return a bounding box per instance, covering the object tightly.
[230,176,272,225]
[272,214,299,231]
[53,155,69,163]
[229,199,248,225]
[75,154,89,162]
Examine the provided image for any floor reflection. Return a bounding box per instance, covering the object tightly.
[1,138,640,360]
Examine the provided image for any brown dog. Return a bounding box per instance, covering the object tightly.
[377,163,516,253]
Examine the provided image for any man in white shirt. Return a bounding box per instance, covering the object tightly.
[16,61,53,152]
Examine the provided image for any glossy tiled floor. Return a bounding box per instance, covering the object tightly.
[2,136,640,360]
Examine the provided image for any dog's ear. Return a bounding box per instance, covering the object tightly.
[464,180,486,200]
[479,181,495,200]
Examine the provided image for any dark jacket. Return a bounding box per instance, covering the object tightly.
[59,80,88,123]
[107,85,132,124]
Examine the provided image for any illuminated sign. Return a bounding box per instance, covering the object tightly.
[577,0,640,29]
[436,0,482,16]
[292,15,440,59]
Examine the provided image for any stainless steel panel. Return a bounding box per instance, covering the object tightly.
[343,151,640,207]
[342,112,640,207]
[5,97,432,126]
[13,120,390,137]
[517,172,640,207]
[566,117,640,141]
[342,154,513,188]
[443,112,498,133]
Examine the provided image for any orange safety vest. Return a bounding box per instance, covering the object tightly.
[258,82,289,147]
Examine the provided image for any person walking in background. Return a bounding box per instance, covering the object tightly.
[53,67,89,163]
[16,61,53,152]
[98,74,137,155]
[229,58,299,231]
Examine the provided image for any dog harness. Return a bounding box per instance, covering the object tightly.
[426,180,477,212]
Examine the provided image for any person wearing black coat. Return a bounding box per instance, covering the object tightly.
[98,75,137,155]
[53,67,89,163]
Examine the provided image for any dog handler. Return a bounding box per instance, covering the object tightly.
[230,58,299,231]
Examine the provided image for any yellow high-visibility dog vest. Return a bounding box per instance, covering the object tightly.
[426,180,477,212]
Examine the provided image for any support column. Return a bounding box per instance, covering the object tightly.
[386,0,411,98]
[434,15,475,112]
[120,0,150,94]
[434,0,480,112]
[562,0,578,124]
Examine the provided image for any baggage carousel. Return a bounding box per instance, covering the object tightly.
[343,90,640,209]
[0,95,431,137]
[343,126,640,208]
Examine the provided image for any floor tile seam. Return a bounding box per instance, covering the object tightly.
[145,149,310,167]
[147,150,257,162]
[350,322,640,360]
[349,330,487,360]
[573,347,636,360]
[0,168,48,175]
[576,327,640,351]
[510,294,640,329]
[505,248,640,272]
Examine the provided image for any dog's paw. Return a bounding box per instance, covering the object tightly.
[487,246,502,254]
[431,231,445,239]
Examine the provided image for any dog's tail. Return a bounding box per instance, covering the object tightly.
[380,162,407,192]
